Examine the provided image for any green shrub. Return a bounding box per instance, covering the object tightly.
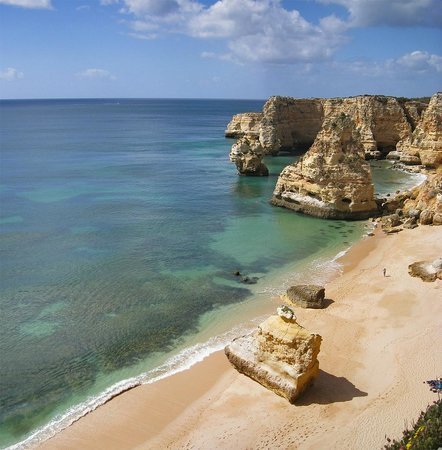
[384,400,442,450]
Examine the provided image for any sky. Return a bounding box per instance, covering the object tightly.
[0,0,441,99]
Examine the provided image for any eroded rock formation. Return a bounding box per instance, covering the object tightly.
[271,115,379,219]
[225,307,321,403]
[225,112,263,138]
[226,95,421,176]
[397,93,442,168]
[229,136,269,176]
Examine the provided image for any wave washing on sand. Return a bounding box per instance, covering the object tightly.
[258,223,375,298]
[7,323,255,450]
[8,228,378,450]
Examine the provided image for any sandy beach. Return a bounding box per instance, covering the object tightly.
[39,225,442,450]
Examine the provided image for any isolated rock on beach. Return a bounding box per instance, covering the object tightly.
[283,285,325,309]
[225,308,322,403]
[408,258,442,282]
[271,115,379,219]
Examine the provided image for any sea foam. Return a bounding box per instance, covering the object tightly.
[7,324,252,450]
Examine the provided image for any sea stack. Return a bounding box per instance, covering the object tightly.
[229,135,269,176]
[271,115,379,220]
[225,306,322,403]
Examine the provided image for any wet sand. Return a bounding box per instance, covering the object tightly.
[40,225,442,449]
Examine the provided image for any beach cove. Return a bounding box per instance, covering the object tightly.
[1,98,439,449]
[39,224,442,449]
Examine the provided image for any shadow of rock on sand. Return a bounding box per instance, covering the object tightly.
[297,370,367,406]
[322,298,334,308]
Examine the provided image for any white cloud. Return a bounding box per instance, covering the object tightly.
[396,50,442,73]
[189,0,347,64]
[337,50,442,76]
[76,68,117,80]
[0,0,52,8]
[103,0,347,64]
[318,0,442,27]
[0,67,24,81]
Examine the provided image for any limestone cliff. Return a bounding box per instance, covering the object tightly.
[271,115,379,220]
[227,95,416,176]
[398,93,442,168]
[401,100,429,130]
[323,96,412,159]
[225,112,263,138]
[225,307,321,403]
[229,136,269,176]
[259,97,324,153]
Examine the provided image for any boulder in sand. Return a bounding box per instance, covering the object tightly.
[225,307,322,403]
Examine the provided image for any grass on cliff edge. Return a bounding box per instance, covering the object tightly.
[384,399,442,449]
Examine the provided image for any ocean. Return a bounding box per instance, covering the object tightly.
[0,99,425,448]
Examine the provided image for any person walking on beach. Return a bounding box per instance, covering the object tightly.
[383,268,387,277]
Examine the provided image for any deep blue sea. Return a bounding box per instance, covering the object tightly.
[0,99,424,448]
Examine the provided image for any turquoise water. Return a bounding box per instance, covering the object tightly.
[0,100,420,448]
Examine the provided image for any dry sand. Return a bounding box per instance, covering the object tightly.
[40,225,442,450]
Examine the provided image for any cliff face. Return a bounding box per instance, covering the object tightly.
[226,93,440,221]
[401,100,429,130]
[225,308,321,403]
[323,96,412,157]
[227,95,416,175]
[398,93,442,168]
[225,112,263,138]
[271,115,379,220]
[259,97,324,153]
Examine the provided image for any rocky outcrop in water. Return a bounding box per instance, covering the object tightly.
[397,93,442,168]
[229,136,269,176]
[283,285,325,309]
[225,306,321,403]
[271,115,379,220]
[226,95,420,176]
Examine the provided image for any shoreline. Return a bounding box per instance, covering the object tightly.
[38,224,442,449]
[9,218,369,450]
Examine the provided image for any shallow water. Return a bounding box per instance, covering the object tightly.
[0,99,420,448]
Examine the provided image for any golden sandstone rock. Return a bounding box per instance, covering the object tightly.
[271,115,379,219]
[398,93,442,168]
[225,309,321,403]
[226,93,441,222]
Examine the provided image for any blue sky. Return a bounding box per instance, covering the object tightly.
[0,0,441,99]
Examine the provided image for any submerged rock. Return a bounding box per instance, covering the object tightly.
[225,309,321,403]
[283,285,325,309]
[271,115,379,220]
